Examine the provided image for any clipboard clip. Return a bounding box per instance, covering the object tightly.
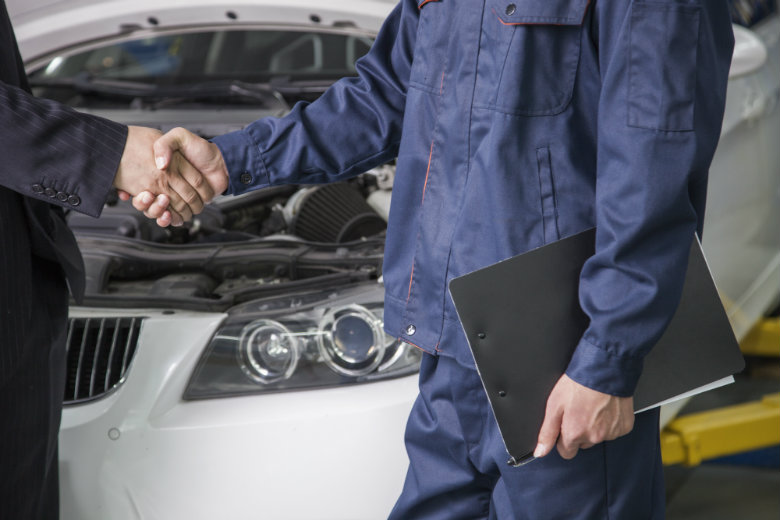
[507,452,536,467]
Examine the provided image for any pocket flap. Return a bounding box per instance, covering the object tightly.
[491,0,590,26]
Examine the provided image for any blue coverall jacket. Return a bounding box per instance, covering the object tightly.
[213,0,734,398]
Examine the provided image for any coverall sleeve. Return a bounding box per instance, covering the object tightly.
[564,0,735,396]
[212,0,418,195]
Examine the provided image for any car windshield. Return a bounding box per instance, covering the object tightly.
[29,28,373,105]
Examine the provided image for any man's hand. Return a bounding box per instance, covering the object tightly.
[534,374,634,460]
[129,127,229,226]
[113,126,217,226]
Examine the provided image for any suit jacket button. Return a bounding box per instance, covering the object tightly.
[68,195,81,206]
[44,187,56,197]
[32,184,44,193]
[56,192,69,202]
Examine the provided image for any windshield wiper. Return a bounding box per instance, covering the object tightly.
[269,75,339,96]
[30,73,288,110]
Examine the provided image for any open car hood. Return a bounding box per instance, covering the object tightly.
[8,0,395,61]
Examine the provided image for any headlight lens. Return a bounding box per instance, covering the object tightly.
[239,320,299,384]
[318,305,385,376]
[185,284,421,399]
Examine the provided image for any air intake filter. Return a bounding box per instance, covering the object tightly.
[285,183,387,243]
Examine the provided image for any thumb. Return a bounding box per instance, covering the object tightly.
[153,127,190,170]
[534,401,563,459]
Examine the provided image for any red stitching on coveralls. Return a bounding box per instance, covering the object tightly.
[417,0,440,8]
[421,140,434,203]
[404,339,426,352]
[406,264,415,303]
[408,137,436,302]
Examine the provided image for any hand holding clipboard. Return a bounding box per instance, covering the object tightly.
[449,228,744,466]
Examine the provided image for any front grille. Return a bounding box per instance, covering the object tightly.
[64,317,144,405]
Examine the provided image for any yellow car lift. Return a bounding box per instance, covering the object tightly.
[660,317,780,467]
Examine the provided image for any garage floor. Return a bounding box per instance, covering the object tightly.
[664,357,780,519]
[666,462,780,520]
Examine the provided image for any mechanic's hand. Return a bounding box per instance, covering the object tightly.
[534,374,634,460]
[113,126,216,226]
[129,127,229,227]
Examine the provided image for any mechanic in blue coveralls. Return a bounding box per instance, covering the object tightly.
[140,1,735,517]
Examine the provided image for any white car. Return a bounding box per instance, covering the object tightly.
[8,1,780,518]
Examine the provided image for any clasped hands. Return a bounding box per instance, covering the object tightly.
[112,126,228,227]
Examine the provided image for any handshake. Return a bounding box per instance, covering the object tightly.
[112,126,229,227]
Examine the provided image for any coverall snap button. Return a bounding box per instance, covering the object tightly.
[239,172,252,185]
[67,195,81,206]
[406,324,416,335]
[32,184,44,194]
[505,3,516,16]
[44,187,56,197]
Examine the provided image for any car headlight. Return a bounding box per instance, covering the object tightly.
[184,284,421,399]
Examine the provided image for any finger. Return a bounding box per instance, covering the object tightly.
[556,436,579,460]
[156,210,173,228]
[142,194,172,220]
[535,405,563,459]
[132,192,156,212]
[172,151,215,206]
[554,412,584,460]
[117,190,131,201]
[168,209,184,227]
[154,207,183,227]
[153,127,194,171]
[159,174,195,222]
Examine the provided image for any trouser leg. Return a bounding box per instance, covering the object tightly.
[0,261,68,520]
[388,353,498,520]
[389,353,665,519]
[487,407,665,519]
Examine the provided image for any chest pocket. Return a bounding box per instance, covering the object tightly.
[409,0,452,94]
[475,0,591,116]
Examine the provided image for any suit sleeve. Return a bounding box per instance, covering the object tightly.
[0,81,128,217]
[212,0,417,194]
[564,0,735,396]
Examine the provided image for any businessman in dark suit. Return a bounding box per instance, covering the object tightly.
[0,1,227,517]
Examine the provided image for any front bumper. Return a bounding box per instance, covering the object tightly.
[60,309,417,519]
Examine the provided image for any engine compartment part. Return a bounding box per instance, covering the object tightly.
[284,183,387,243]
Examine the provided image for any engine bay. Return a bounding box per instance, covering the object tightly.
[67,170,394,309]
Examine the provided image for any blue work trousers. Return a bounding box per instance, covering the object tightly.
[389,353,665,519]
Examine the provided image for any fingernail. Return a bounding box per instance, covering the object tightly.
[155,156,165,169]
[533,444,546,458]
[142,193,153,204]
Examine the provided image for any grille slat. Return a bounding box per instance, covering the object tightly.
[65,320,75,354]
[87,320,107,397]
[121,317,138,374]
[103,318,121,392]
[72,318,91,402]
[64,317,144,405]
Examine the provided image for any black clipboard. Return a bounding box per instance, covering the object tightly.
[448,228,745,466]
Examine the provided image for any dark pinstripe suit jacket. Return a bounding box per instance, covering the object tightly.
[0,0,128,382]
